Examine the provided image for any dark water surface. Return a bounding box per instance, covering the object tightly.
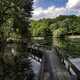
[53,38,80,78]
[0,38,80,79]
[0,43,40,80]
[53,38,80,58]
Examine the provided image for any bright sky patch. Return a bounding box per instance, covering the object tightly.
[32,0,80,20]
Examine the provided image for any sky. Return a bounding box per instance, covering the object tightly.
[32,0,80,20]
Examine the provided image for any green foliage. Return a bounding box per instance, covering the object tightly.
[0,0,33,42]
[31,19,51,37]
[0,43,34,80]
[0,0,34,80]
[31,15,80,38]
[53,28,65,37]
[43,28,52,46]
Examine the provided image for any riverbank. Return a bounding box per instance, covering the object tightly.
[67,35,80,38]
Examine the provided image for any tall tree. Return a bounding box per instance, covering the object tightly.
[0,0,34,80]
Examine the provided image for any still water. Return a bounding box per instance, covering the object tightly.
[53,38,80,58]
[0,43,40,80]
[0,38,80,79]
[53,38,80,79]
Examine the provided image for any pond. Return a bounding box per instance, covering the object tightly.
[53,38,80,77]
[0,43,41,80]
[53,38,80,58]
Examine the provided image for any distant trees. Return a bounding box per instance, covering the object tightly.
[43,28,52,46]
[31,15,80,37]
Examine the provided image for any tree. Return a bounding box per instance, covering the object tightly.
[43,28,52,46]
[0,0,34,80]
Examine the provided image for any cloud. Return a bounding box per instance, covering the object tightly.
[66,0,80,9]
[33,0,40,8]
[32,6,68,20]
[33,0,37,2]
[32,0,80,20]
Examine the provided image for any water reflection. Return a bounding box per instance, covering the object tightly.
[0,43,35,80]
[53,38,80,58]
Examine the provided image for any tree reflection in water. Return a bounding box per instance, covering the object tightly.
[53,38,80,58]
[0,42,35,80]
